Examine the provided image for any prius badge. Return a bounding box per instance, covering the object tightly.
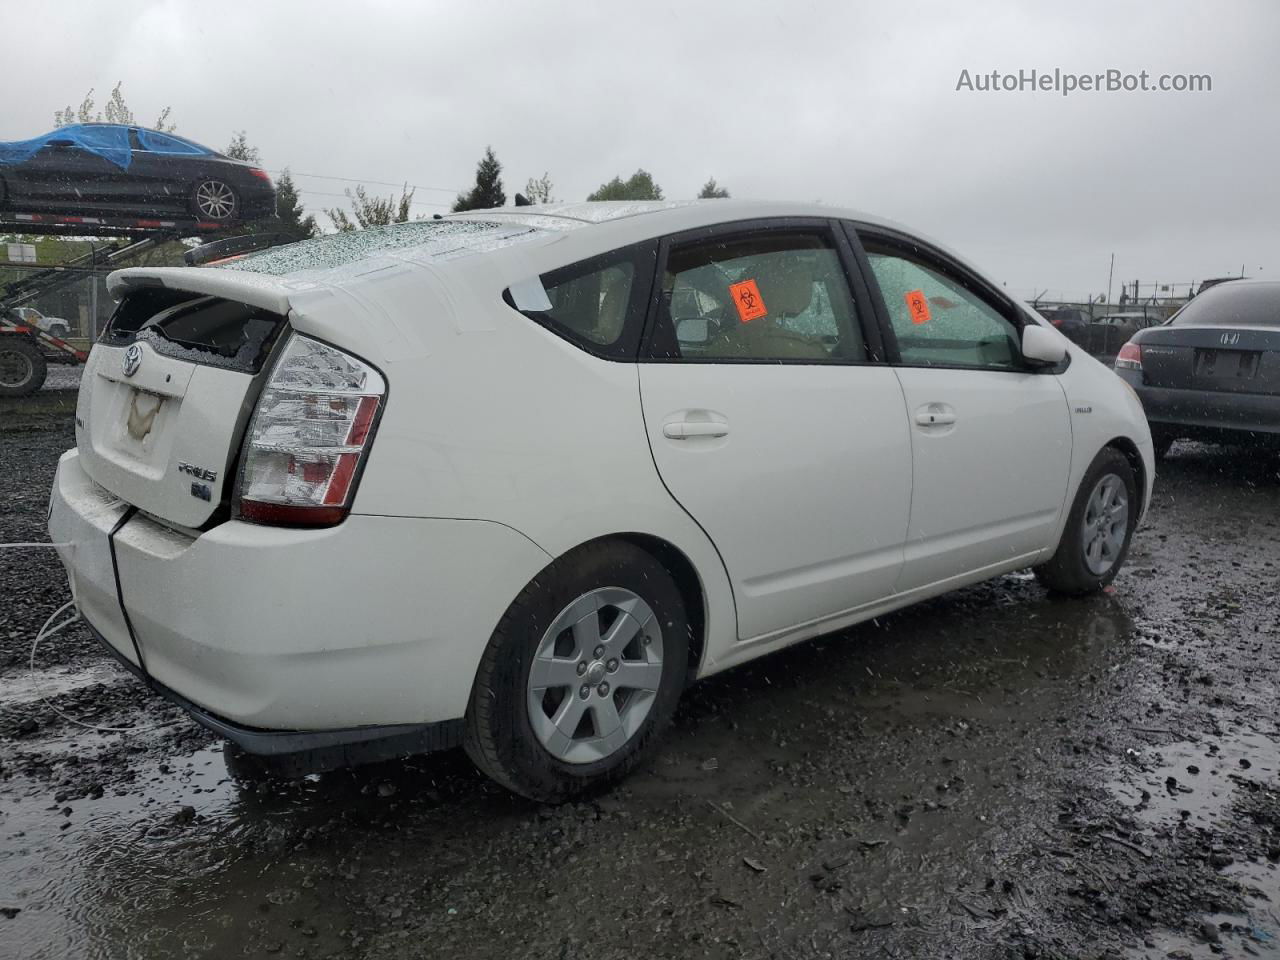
[122,343,143,377]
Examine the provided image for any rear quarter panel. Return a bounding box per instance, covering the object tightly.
[289,256,740,676]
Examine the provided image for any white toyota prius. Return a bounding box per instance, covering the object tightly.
[48,201,1154,800]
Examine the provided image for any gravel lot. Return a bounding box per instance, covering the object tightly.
[2,390,1279,960]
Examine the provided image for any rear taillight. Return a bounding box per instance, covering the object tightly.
[236,335,385,527]
[248,168,272,181]
[1115,341,1143,370]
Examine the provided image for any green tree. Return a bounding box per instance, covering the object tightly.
[524,172,555,204]
[224,131,261,164]
[270,170,318,240]
[54,81,175,131]
[325,183,415,232]
[452,147,506,211]
[227,168,318,241]
[697,178,730,199]
[587,169,663,202]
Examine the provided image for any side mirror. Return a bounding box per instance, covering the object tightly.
[1021,324,1068,366]
[676,317,709,344]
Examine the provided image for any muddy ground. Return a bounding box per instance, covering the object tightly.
[2,389,1279,960]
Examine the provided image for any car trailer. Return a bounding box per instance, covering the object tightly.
[1,211,289,396]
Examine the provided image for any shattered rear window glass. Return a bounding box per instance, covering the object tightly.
[220,220,547,277]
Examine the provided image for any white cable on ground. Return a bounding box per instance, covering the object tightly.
[0,542,73,549]
[28,600,169,735]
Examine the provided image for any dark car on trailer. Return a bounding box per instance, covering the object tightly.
[1115,279,1280,457]
[0,124,275,223]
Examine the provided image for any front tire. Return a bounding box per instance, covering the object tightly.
[1035,447,1138,596]
[464,541,689,802]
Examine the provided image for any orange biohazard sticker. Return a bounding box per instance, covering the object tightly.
[905,289,931,325]
[729,279,768,324]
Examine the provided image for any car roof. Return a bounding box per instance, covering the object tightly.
[113,200,1013,318]
[441,198,902,232]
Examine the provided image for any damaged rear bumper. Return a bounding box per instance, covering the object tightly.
[47,449,552,755]
[84,615,463,764]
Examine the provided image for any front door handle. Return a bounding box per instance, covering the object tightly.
[663,420,730,440]
[914,404,956,427]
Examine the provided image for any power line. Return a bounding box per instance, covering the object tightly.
[292,187,452,209]
[268,169,463,195]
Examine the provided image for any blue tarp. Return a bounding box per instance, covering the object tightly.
[0,124,135,169]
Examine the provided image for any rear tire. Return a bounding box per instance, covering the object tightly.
[192,179,239,220]
[464,541,689,802]
[1035,447,1138,596]
[0,337,47,397]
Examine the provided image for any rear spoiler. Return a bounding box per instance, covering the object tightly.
[107,267,294,315]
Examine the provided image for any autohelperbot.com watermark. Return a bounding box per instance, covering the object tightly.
[955,68,1211,96]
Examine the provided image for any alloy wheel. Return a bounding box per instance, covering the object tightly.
[1081,473,1129,576]
[526,587,664,765]
[195,180,236,219]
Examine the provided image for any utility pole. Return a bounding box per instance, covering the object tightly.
[1106,253,1115,307]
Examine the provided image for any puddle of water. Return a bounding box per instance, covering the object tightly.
[0,662,122,707]
[1113,727,1280,959]
[1130,911,1280,958]
[1111,728,1280,828]
[0,745,364,959]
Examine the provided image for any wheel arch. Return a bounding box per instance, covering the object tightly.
[556,532,708,686]
[1104,435,1148,516]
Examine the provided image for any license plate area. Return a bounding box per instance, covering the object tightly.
[95,377,181,477]
[1194,348,1259,380]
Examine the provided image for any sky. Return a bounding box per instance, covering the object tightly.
[6,0,1279,301]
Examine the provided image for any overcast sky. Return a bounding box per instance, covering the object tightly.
[7,0,1278,300]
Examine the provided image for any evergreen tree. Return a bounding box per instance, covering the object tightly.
[269,170,318,240]
[453,147,506,211]
[587,169,663,202]
[697,178,730,199]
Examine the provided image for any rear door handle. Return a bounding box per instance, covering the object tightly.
[914,404,956,426]
[663,420,730,440]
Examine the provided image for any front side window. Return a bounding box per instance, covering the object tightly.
[863,243,1021,370]
[658,230,863,362]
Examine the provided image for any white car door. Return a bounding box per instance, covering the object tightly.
[638,221,913,641]
[853,228,1072,593]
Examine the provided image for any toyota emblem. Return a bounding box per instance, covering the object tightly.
[122,344,143,378]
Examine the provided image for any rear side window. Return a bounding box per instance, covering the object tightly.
[133,129,206,155]
[655,230,865,362]
[505,242,657,360]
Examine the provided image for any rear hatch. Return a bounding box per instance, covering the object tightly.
[76,276,290,529]
[1138,325,1280,394]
